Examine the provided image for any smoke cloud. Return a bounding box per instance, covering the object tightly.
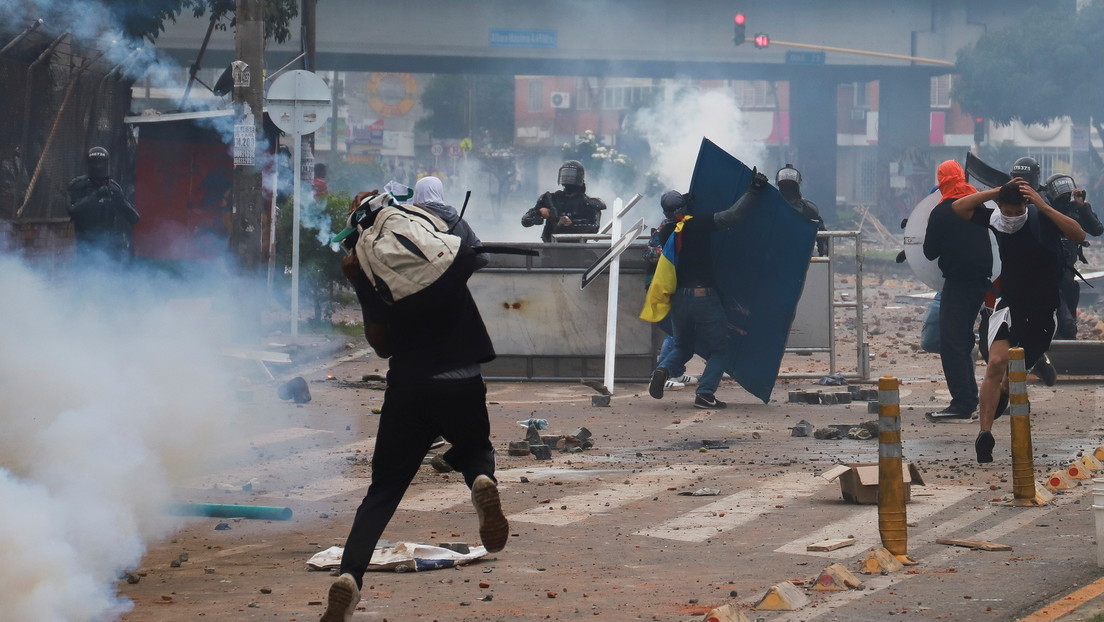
[0,256,240,621]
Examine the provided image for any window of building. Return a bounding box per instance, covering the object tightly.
[734,80,774,108]
[576,77,593,110]
[852,81,870,109]
[527,80,543,113]
[930,74,952,108]
[600,85,659,110]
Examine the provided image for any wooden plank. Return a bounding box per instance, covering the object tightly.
[806,538,856,552]
[935,537,1012,551]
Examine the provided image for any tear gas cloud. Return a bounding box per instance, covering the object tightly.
[0,256,244,621]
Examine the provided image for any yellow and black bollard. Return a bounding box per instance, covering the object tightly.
[1007,347,1053,506]
[877,376,916,563]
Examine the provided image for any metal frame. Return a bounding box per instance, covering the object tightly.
[778,229,869,381]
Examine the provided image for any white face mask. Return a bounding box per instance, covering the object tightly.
[990,209,1028,234]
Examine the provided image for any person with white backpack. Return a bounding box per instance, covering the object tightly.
[320,189,509,621]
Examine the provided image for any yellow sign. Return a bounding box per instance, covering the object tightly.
[366,73,417,117]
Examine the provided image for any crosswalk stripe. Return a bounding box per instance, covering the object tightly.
[397,466,604,512]
[773,485,978,557]
[636,476,819,542]
[507,465,728,526]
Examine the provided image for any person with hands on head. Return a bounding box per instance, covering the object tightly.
[951,178,1085,463]
[646,167,770,410]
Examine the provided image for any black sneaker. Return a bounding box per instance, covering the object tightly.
[924,408,976,423]
[1033,355,1057,387]
[993,391,1009,420]
[975,431,995,464]
[649,367,669,399]
[694,393,727,409]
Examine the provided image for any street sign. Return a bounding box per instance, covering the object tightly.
[785,50,825,65]
[430,142,444,157]
[267,70,332,135]
[447,143,462,159]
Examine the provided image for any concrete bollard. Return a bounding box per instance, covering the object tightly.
[1007,347,1050,506]
[877,376,914,564]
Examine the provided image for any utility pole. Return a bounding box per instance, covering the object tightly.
[231,0,265,273]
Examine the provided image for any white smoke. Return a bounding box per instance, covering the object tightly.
[632,87,766,194]
[0,257,239,621]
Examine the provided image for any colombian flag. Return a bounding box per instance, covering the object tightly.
[639,216,691,322]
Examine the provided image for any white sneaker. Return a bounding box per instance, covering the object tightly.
[674,374,698,385]
[664,379,686,390]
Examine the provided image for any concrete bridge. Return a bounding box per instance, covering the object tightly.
[154,0,1061,211]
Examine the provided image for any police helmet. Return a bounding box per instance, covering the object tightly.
[1010,157,1040,189]
[776,163,802,186]
[1044,174,1076,203]
[558,160,585,187]
[87,146,110,179]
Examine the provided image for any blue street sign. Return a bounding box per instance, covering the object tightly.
[785,50,826,65]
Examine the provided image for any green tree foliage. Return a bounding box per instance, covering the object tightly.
[953,2,1104,127]
[100,0,298,43]
[275,191,352,326]
[416,74,514,144]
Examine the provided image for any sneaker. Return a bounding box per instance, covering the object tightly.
[471,475,509,553]
[993,390,1009,420]
[649,367,669,399]
[320,573,360,622]
[975,431,995,464]
[429,454,454,473]
[924,408,976,423]
[674,374,698,386]
[694,393,727,409]
[663,379,686,390]
[429,436,447,450]
[1033,355,1057,387]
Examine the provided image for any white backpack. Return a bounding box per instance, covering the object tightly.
[355,199,462,304]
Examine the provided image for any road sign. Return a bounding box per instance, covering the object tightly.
[447,143,462,159]
[267,70,332,135]
[430,143,444,157]
[785,50,825,65]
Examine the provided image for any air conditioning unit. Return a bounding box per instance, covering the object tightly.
[550,92,572,109]
[850,109,867,122]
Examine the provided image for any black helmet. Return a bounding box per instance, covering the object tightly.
[660,190,687,216]
[776,163,801,186]
[1010,157,1040,189]
[87,146,110,179]
[558,160,585,187]
[1044,173,1076,203]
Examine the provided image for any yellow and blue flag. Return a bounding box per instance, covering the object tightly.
[639,217,691,323]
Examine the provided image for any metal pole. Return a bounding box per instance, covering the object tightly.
[603,197,623,393]
[768,39,954,67]
[231,0,265,274]
[291,136,302,338]
[877,376,913,563]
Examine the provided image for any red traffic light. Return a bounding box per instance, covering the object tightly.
[754,33,770,48]
[734,13,746,25]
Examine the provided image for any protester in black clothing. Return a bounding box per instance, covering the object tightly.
[776,164,828,257]
[952,180,1086,464]
[647,169,769,409]
[923,160,992,422]
[67,147,139,264]
[320,191,509,622]
[1044,175,1104,339]
[521,160,606,242]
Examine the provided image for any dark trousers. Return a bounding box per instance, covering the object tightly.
[1057,273,1080,340]
[338,375,496,586]
[939,278,988,413]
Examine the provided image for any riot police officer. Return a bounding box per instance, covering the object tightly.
[521,160,606,242]
[1045,173,1104,339]
[776,163,828,256]
[67,147,140,263]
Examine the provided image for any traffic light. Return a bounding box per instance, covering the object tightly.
[753,33,770,48]
[733,13,746,46]
[973,117,986,144]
